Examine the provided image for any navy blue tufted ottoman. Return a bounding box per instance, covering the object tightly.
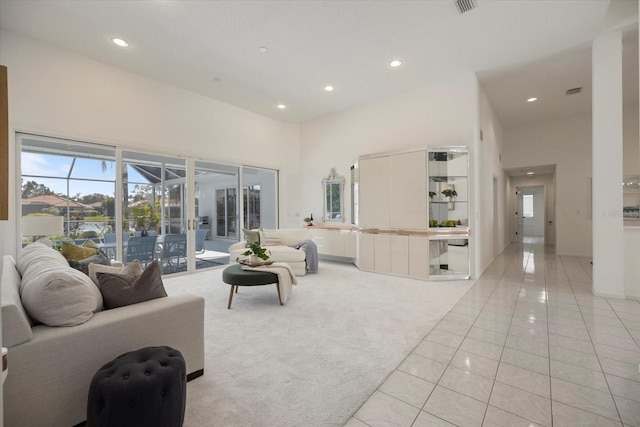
[87,346,186,427]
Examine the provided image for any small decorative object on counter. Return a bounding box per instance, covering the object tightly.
[303,213,314,226]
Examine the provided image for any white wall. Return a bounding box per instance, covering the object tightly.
[299,73,507,278]
[477,86,509,273]
[300,72,478,227]
[0,30,301,258]
[624,226,640,299]
[504,115,592,256]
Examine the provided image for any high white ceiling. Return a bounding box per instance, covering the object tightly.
[480,29,638,129]
[0,0,634,127]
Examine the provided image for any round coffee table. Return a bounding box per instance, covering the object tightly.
[222,264,281,309]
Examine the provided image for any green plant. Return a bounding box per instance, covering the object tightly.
[440,220,457,227]
[131,203,160,229]
[243,242,270,261]
[303,217,312,224]
[429,219,438,227]
[429,191,437,199]
[441,189,457,198]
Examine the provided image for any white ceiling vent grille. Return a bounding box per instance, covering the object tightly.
[566,87,583,95]
[455,0,476,14]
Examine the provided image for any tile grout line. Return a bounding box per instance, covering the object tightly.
[354,240,638,427]
[558,255,625,425]
[410,246,516,426]
[480,239,533,427]
[547,246,567,427]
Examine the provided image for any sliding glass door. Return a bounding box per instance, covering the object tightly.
[194,161,239,270]
[242,167,278,230]
[216,188,237,238]
[122,152,187,275]
[19,134,279,276]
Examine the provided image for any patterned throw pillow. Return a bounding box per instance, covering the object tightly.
[60,241,97,261]
[82,239,101,250]
[68,250,111,275]
[96,261,167,310]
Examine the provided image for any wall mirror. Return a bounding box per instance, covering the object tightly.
[323,168,345,222]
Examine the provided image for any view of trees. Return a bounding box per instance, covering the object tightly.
[22,177,182,238]
[21,180,56,198]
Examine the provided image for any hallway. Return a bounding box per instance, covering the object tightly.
[349,237,640,426]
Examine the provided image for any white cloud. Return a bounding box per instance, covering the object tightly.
[21,153,71,177]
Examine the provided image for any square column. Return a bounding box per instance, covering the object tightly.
[592,31,624,298]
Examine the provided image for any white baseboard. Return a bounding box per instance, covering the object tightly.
[591,286,625,299]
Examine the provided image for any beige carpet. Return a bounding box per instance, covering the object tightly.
[164,261,473,427]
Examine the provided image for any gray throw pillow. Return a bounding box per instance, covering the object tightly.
[97,260,167,309]
[68,250,111,275]
[243,228,261,246]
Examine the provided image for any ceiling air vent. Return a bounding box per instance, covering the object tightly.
[455,0,476,14]
[566,87,583,95]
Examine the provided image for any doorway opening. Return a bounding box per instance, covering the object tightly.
[515,185,545,244]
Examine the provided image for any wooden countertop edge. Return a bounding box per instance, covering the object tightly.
[305,225,359,231]
[306,225,470,236]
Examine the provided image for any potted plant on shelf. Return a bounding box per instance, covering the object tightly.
[441,188,457,210]
[441,189,457,200]
[429,191,437,199]
[243,242,270,266]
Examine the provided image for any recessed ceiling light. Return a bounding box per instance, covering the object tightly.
[277,104,286,109]
[527,171,535,175]
[258,46,268,53]
[111,38,129,47]
[527,97,538,103]
[324,85,335,92]
[389,59,403,68]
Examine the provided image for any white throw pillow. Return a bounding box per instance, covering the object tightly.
[260,228,283,246]
[17,242,103,326]
[16,241,68,274]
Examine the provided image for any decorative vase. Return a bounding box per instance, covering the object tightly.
[250,254,259,265]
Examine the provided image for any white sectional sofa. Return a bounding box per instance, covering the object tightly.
[1,245,205,427]
[229,228,313,276]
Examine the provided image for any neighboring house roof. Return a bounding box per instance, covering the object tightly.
[22,194,87,209]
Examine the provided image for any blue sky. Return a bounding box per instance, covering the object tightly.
[22,152,148,198]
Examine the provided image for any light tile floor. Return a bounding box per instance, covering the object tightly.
[346,238,640,427]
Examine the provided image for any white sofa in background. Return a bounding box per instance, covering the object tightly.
[1,246,205,427]
[229,228,313,276]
